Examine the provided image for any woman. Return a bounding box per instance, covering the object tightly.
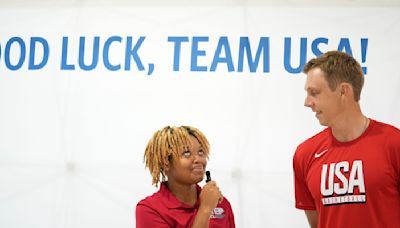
[136,126,235,228]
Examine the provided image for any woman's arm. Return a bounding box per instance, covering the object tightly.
[191,181,222,228]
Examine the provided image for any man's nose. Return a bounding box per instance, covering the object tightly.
[304,96,313,108]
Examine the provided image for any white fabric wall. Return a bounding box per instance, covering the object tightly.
[0,4,399,228]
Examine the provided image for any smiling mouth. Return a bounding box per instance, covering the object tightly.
[192,166,204,172]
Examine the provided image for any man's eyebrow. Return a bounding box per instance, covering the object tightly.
[305,86,318,91]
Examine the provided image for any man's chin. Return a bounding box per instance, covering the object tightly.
[318,118,329,126]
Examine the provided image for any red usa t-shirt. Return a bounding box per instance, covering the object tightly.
[293,119,400,228]
[136,182,236,228]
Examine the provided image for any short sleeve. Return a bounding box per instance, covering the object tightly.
[135,204,170,228]
[224,198,236,228]
[386,128,400,185]
[293,149,316,210]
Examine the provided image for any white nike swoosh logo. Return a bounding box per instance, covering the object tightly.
[314,149,329,158]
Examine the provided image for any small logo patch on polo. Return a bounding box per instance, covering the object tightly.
[210,207,225,219]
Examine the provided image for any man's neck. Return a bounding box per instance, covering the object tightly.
[330,111,369,142]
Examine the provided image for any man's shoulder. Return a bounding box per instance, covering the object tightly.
[372,119,400,134]
[370,120,400,149]
[296,128,330,153]
[293,128,331,165]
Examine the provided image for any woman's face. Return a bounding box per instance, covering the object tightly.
[165,136,207,185]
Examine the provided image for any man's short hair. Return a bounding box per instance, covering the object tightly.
[303,51,364,101]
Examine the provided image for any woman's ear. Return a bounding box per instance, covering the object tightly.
[163,161,170,172]
[164,154,173,172]
[161,162,170,182]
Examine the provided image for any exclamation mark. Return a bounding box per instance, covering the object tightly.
[361,38,368,75]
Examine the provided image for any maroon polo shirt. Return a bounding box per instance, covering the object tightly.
[136,182,235,228]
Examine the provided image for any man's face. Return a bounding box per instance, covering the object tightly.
[304,68,342,126]
[166,136,207,185]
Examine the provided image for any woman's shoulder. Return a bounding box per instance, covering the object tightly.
[217,196,234,212]
[136,188,163,208]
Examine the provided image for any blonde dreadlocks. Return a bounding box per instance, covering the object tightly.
[143,126,210,186]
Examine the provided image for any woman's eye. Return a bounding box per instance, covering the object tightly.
[183,151,191,157]
[198,150,205,156]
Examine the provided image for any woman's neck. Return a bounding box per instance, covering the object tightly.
[166,181,198,206]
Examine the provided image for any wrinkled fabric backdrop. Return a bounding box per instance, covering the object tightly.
[0,3,399,228]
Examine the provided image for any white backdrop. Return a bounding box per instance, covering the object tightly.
[1,3,400,228]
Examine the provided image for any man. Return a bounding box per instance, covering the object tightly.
[293,51,400,228]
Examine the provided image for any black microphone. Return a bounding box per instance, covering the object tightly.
[205,171,211,183]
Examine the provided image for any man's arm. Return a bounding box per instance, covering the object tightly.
[305,210,318,228]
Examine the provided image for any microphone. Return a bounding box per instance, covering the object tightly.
[205,171,211,183]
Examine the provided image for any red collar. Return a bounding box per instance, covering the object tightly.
[159,182,201,209]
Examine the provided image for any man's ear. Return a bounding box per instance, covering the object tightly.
[339,83,352,97]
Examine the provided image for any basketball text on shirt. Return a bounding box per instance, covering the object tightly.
[320,160,366,205]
